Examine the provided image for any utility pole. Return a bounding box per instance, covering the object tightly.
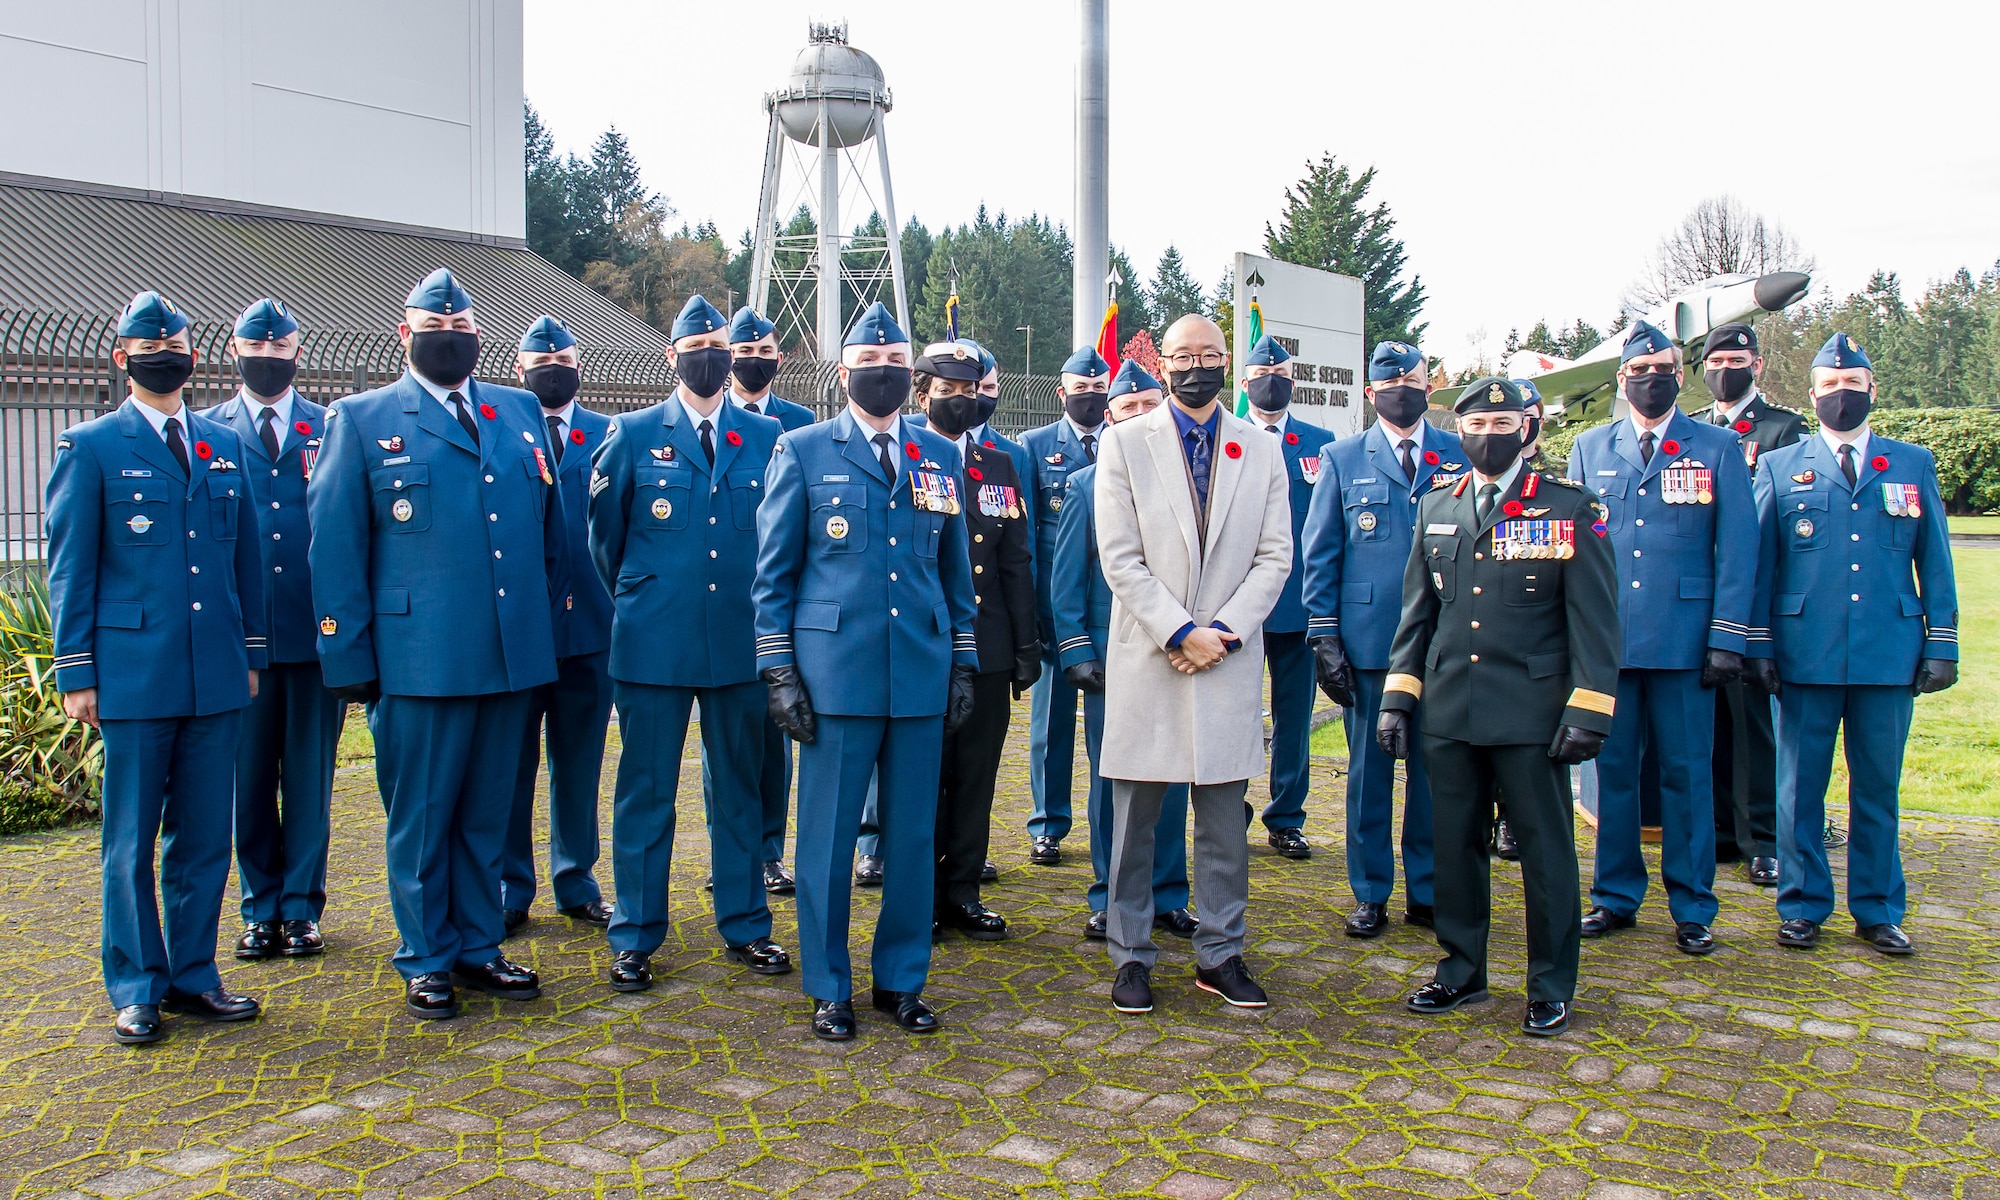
[1073,0,1109,350]
[1017,325,1033,376]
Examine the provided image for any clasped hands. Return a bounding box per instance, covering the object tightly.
[1167,625,1234,675]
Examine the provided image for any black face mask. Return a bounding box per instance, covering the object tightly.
[1704,365,1755,405]
[847,365,911,418]
[675,347,732,399]
[1624,373,1681,420]
[1064,390,1109,430]
[1371,384,1429,428]
[1166,364,1226,407]
[731,355,779,395]
[126,350,195,395]
[1246,375,1293,413]
[237,354,297,399]
[976,392,998,426]
[409,329,481,387]
[1523,414,1542,450]
[926,391,981,438]
[524,364,581,409]
[1814,387,1872,432]
[1460,429,1526,477]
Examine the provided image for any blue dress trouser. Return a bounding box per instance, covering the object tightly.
[99,711,242,1008]
[1081,689,1189,912]
[1026,655,1079,841]
[1343,669,1435,907]
[233,662,345,924]
[608,680,771,952]
[372,691,533,979]
[1590,669,1720,925]
[1776,684,1911,928]
[1259,630,1318,832]
[503,651,612,912]
[702,714,793,864]
[795,714,942,1001]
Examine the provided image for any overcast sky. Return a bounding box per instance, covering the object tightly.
[526,0,2000,369]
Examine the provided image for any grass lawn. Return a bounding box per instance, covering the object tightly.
[1949,515,2000,535]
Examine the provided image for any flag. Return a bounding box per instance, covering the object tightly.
[944,285,960,342]
[1096,299,1120,373]
[1234,296,1264,417]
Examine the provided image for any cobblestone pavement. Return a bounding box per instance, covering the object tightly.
[2,714,1998,1199]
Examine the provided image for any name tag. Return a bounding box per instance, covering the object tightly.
[1425,523,1458,535]
[821,474,850,482]
[1351,476,1377,485]
[381,455,412,466]
[1596,469,1619,476]
[121,469,152,477]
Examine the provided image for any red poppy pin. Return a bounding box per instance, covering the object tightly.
[1285,431,1300,445]
[904,442,921,460]
[478,403,497,420]
[294,420,312,436]
[1503,499,1524,517]
[968,466,984,482]
[1424,450,1440,465]
[570,428,587,446]
[194,440,213,460]
[1733,419,1753,434]
[725,429,742,447]
[983,440,996,448]
[1224,441,1242,459]
[1661,439,1681,456]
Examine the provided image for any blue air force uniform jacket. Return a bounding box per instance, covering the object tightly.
[1301,423,1467,670]
[747,393,816,432]
[1020,419,1098,636]
[1566,413,1757,668]
[589,396,781,686]
[213,392,326,664]
[551,404,613,659]
[1750,434,1958,684]
[307,373,566,696]
[1260,417,1337,633]
[1050,463,1113,669]
[752,411,980,716]
[46,400,269,716]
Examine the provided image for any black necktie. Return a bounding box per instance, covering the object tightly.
[873,431,895,479]
[1476,482,1500,525]
[164,415,190,474]
[546,415,564,464]
[1082,433,1097,463]
[1399,438,1416,482]
[258,408,281,460]
[744,401,761,415]
[699,418,715,467]
[1266,424,1281,435]
[1640,430,1656,465]
[1840,443,1858,486]
[450,390,479,445]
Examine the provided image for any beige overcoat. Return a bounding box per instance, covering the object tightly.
[1094,402,1293,784]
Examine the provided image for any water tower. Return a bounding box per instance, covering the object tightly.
[747,21,909,359]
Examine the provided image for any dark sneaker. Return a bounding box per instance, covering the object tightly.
[1194,955,1269,1008]
[1110,962,1153,1013]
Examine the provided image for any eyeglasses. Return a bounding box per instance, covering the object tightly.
[1624,363,1678,376]
[1162,352,1226,370]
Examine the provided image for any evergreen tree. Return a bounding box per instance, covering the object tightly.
[1264,153,1427,350]
[901,217,934,335]
[1109,245,1153,343]
[524,103,578,275]
[1147,245,1207,331]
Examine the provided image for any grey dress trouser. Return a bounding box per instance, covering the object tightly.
[1107,778,1250,969]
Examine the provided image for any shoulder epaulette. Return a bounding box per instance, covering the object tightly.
[1451,475,1470,498]
[1541,472,1583,491]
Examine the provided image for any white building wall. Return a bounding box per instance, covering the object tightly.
[0,0,525,239]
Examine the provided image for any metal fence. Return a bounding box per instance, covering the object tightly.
[0,306,1065,566]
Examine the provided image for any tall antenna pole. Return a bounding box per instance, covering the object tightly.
[816,95,842,357]
[1072,0,1109,351]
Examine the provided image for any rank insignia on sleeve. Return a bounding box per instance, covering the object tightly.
[590,470,609,496]
[377,436,403,452]
[320,616,338,636]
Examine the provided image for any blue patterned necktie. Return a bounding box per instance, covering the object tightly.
[1186,425,1212,510]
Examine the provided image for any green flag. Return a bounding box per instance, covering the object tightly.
[1234,297,1264,417]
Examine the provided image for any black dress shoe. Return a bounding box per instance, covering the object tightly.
[1111,962,1153,1013]
[1748,856,1779,886]
[1777,917,1820,949]
[1194,955,1269,1008]
[405,972,459,1020]
[1493,819,1521,861]
[1345,902,1389,939]
[871,988,941,1033]
[1404,902,1435,929]
[162,986,261,1022]
[1856,922,1915,956]
[811,999,856,1041]
[1675,922,1716,955]
[558,898,613,926]
[981,859,1000,883]
[1407,978,1489,1013]
[1522,1000,1570,1037]
[608,950,653,992]
[235,921,280,960]
[854,854,885,887]
[1153,907,1199,938]
[502,909,530,937]
[113,1004,164,1044]
[1581,906,1636,938]
[452,955,541,1000]
[1028,836,1062,865]
[1266,827,1312,858]
[940,902,1008,941]
[1085,909,1108,940]
[726,936,794,974]
[763,860,797,894]
[280,919,324,956]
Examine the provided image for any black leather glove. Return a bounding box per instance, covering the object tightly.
[331,680,380,706]
[1914,658,1958,695]
[1548,724,1606,765]
[761,665,816,744]
[1744,656,1781,697]
[1311,634,1358,708]
[1011,647,1043,699]
[1376,710,1411,761]
[944,664,978,735]
[1699,648,1744,689]
[1064,659,1106,694]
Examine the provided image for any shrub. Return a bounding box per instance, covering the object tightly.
[0,575,102,831]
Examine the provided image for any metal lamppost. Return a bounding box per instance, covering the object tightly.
[1017,325,1033,376]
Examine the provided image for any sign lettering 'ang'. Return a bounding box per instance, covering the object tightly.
[1234,253,1366,438]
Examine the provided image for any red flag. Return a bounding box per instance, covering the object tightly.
[1095,300,1120,373]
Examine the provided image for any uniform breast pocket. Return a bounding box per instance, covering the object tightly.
[1783,491,1829,552]
[520,456,550,522]
[1040,470,1069,516]
[1505,565,1556,607]
[206,473,241,540]
[370,462,431,533]
[1594,476,1630,532]
[728,471,763,531]
[915,511,945,560]
[105,480,171,546]
[632,471,691,531]
[808,483,866,553]
[1878,501,1916,551]
[1345,484,1391,541]
[1423,538,1457,602]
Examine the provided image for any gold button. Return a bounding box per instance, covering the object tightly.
[975,595,983,604]
[1472,586,1482,595]
[1475,552,1484,560]
[1470,620,1480,629]
[974,565,983,574]
[1470,654,1479,662]
[974,534,984,543]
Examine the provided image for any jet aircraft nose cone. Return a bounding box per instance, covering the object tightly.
[1754,271,1811,312]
